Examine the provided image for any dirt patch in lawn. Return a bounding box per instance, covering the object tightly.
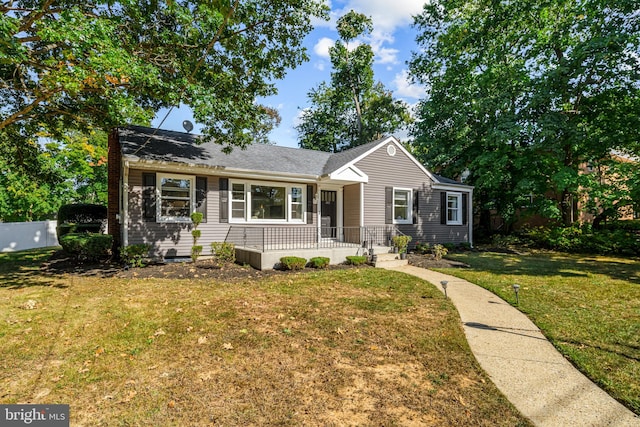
[407,253,471,269]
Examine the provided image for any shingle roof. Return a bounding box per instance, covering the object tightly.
[118,126,464,186]
[118,126,332,176]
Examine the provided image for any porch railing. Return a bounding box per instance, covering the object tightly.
[225,225,402,252]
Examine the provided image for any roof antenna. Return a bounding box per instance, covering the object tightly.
[182,120,194,133]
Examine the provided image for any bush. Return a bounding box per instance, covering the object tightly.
[523,225,640,255]
[120,244,151,267]
[458,242,472,251]
[59,233,112,261]
[309,257,330,269]
[442,242,456,251]
[190,212,203,227]
[211,242,236,264]
[280,256,307,270]
[345,255,367,266]
[392,235,412,254]
[56,204,107,239]
[414,242,431,254]
[191,245,203,263]
[432,244,448,261]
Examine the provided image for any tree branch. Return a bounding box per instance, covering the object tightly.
[0,88,61,131]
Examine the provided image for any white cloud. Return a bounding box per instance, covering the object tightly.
[337,0,423,33]
[322,1,423,65]
[393,69,426,100]
[314,37,335,59]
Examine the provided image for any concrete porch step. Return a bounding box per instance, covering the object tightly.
[373,252,408,268]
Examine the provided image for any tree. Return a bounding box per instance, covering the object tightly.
[297,10,411,152]
[0,130,108,221]
[0,0,328,159]
[409,0,640,229]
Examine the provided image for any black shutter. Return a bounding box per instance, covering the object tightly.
[440,192,447,225]
[219,178,228,223]
[196,176,207,222]
[462,193,468,225]
[142,173,156,221]
[412,190,419,224]
[385,187,393,224]
[307,185,314,224]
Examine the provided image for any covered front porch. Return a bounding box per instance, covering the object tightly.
[225,225,402,270]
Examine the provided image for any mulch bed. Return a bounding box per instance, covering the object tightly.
[40,250,469,281]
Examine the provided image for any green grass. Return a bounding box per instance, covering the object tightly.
[0,249,530,426]
[440,250,640,414]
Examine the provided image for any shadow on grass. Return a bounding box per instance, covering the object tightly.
[457,250,640,284]
[0,247,120,289]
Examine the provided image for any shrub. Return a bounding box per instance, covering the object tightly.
[432,244,448,261]
[191,245,203,263]
[190,212,203,227]
[414,242,431,254]
[190,212,204,262]
[309,257,330,269]
[211,242,236,264]
[443,242,456,251]
[392,235,412,254]
[523,225,640,255]
[458,242,472,251]
[56,203,107,239]
[345,255,367,266]
[120,244,151,267]
[280,256,307,270]
[59,233,112,261]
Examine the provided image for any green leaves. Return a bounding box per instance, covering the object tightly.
[1,0,328,150]
[410,0,640,228]
[297,11,410,152]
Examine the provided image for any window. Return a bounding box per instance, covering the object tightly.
[230,180,305,223]
[393,188,412,224]
[290,187,303,220]
[158,174,193,222]
[447,192,462,225]
[231,183,246,219]
[251,185,285,219]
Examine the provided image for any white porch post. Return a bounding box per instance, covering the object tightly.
[122,162,130,248]
[315,187,321,247]
[337,187,344,241]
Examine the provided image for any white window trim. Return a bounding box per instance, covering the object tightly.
[229,179,306,224]
[156,173,195,223]
[446,192,463,226]
[393,187,413,225]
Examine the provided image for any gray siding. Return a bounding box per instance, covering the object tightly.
[355,143,470,245]
[127,169,318,257]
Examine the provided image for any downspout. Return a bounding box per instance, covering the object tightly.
[122,161,130,248]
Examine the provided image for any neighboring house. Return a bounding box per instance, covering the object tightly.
[108,126,473,269]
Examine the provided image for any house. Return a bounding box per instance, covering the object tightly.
[107,126,473,269]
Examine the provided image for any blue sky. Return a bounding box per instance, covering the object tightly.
[152,0,427,148]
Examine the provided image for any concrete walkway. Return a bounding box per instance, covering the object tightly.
[386,265,640,427]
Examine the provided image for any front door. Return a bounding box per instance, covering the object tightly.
[321,190,337,238]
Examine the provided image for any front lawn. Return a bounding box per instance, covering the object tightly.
[439,250,640,414]
[0,248,530,426]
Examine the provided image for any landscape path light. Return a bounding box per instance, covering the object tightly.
[512,284,520,305]
[441,280,448,299]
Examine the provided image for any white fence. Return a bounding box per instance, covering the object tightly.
[0,220,59,252]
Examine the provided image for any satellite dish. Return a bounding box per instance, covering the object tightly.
[182,120,194,133]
